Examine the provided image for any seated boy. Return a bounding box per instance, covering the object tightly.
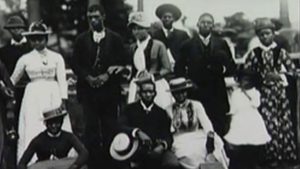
[18,107,88,169]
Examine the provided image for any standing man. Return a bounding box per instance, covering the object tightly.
[0,15,31,169]
[71,4,127,169]
[175,13,236,137]
[152,4,189,70]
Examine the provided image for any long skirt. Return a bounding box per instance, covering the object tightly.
[259,84,297,162]
[17,80,73,164]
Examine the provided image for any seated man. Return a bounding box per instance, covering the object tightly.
[118,73,181,169]
[18,108,88,169]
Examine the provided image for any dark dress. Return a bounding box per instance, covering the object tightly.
[244,45,297,162]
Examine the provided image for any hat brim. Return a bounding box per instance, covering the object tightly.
[155,4,182,21]
[42,111,67,121]
[128,21,150,29]
[22,31,51,36]
[110,139,139,161]
[167,84,194,92]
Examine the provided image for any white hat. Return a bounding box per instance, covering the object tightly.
[110,133,139,161]
[128,12,150,28]
[22,21,51,36]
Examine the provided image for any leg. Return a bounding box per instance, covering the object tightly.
[161,150,182,169]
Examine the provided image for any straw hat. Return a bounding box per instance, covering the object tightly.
[110,133,139,161]
[4,15,26,29]
[155,4,182,21]
[128,12,151,28]
[168,77,194,92]
[22,21,51,36]
[42,107,67,121]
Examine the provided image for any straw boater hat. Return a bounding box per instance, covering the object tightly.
[168,77,194,92]
[4,15,26,29]
[128,12,151,28]
[110,133,139,161]
[254,18,275,34]
[134,71,155,86]
[22,21,51,36]
[155,4,182,21]
[42,107,67,121]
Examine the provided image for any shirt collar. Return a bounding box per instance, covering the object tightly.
[174,99,190,108]
[258,41,277,51]
[199,34,211,46]
[140,100,154,113]
[93,30,106,43]
[162,27,174,37]
[11,37,27,45]
[47,131,62,138]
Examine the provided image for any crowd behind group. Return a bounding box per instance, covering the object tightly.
[0,3,299,169]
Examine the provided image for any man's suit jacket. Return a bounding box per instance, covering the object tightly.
[71,29,127,101]
[152,28,189,62]
[118,101,173,149]
[175,35,236,115]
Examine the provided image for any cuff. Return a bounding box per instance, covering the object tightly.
[222,66,227,74]
[132,128,140,138]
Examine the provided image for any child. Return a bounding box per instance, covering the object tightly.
[18,107,88,169]
[224,70,271,169]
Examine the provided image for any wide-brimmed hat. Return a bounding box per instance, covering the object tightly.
[42,107,67,121]
[128,12,150,28]
[22,21,51,36]
[168,77,194,92]
[110,133,139,161]
[254,18,275,34]
[155,4,182,21]
[4,15,26,29]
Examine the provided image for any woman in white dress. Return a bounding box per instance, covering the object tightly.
[166,78,229,169]
[10,22,72,162]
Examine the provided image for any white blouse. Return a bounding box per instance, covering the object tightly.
[10,48,68,99]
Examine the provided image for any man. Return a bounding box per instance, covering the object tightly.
[152,4,189,70]
[0,15,31,169]
[71,4,127,169]
[118,73,181,169]
[175,13,236,137]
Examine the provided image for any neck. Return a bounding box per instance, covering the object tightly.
[200,32,210,38]
[163,25,173,30]
[141,100,153,107]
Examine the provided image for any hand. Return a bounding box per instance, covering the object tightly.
[137,130,152,145]
[152,144,164,154]
[265,72,281,82]
[107,66,125,75]
[94,73,109,87]
[85,75,98,87]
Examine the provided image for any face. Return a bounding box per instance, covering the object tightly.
[8,27,25,41]
[88,10,105,32]
[45,117,63,135]
[197,15,214,36]
[29,35,47,51]
[257,28,274,46]
[161,12,174,29]
[172,90,188,104]
[132,25,148,41]
[139,83,156,104]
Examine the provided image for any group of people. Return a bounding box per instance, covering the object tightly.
[0,2,298,169]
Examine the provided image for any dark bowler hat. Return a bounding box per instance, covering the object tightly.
[110,133,139,161]
[168,77,194,92]
[22,21,51,36]
[155,4,182,21]
[4,15,26,29]
[42,107,67,121]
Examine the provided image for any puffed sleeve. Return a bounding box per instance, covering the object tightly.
[10,56,26,85]
[56,54,68,99]
[194,101,214,133]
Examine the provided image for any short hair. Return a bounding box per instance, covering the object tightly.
[198,13,214,23]
[87,4,105,15]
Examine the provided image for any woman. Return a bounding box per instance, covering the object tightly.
[127,12,173,109]
[10,21,72,163]
[18,107,88,169]
[244,18,297,167]
[166,77,229,169]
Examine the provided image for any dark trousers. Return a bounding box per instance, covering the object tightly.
[227,144,263,169]
[81,94,120,169]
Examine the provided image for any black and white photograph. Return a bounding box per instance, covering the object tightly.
[0,0,299,169]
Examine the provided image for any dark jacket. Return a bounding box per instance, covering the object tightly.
[71,29,127,101]
[152,28,189,62]
[118,101,173,149]
[175,35,236,117]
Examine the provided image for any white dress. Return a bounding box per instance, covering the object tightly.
[224,87,271,145]
[10,48,72,162]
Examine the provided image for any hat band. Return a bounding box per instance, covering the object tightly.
[170,82,193,91]
[43,108,66,120]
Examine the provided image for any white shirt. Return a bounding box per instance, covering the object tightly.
[93,30,106,43]
[162,27,174,38]
[199,34,211,46]
[11,37,27,45]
